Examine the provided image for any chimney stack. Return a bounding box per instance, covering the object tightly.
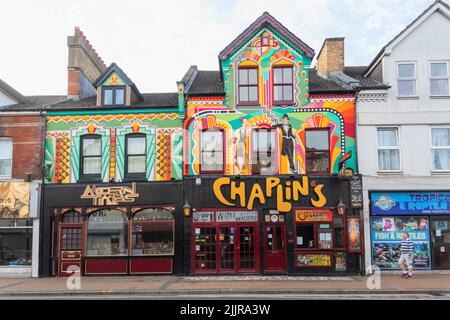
[316,37,345,77]
[67,26,107,100]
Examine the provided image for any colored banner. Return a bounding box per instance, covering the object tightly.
[371,192,450,215]
[371,216,431,270]
[296,253,331,267]
[295,209,333,222]
[0,182,30,218]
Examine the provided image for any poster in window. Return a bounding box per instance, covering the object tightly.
[335,252,347,272]
[347,216,362,253]
[296,253,332,268]
[371,216,431,269]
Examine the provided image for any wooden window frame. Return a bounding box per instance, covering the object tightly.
[79,134,102,182]
[124,133,147,181]
[273,66,294,105]
[102,86,126,106]
[238,67,259,106]
[305,128,330,174]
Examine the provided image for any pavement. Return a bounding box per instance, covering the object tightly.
[0,274,449,297]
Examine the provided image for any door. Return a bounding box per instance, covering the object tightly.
[238,225,257,272]
[219,225,235,271]
[264,223,286,272]
[431,218,450,269]
[59,226,83,277]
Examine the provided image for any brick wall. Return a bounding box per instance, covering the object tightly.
[317,38,345,76]
[0,114,44,181]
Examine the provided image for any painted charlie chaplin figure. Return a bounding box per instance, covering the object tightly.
[274,114,299,173]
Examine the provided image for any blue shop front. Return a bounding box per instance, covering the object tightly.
[370,191,450,270]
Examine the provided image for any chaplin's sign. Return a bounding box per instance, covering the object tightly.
[81,182,139,206]
[212,176,326,212]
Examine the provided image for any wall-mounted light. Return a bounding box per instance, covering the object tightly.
[336,199,346,216]
[183,201,192,217]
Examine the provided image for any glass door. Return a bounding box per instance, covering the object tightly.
[219,226,235,271]
[431,217,450,269]
[238,225,257,271]
[193,226,217,272]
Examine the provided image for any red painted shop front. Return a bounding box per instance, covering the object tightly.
[192,210,259,274]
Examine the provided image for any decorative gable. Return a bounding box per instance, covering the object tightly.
[102,72,126,86]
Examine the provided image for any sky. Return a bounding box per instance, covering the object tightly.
[0,0,435,95]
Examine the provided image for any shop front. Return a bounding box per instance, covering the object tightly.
[0,182,40,277]
[184,175,364,275]
[41,181,183,277]
[370,191,450,270]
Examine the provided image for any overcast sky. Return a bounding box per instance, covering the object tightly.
[0,0,434,95]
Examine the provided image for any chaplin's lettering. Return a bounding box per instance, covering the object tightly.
[213,177,326,212]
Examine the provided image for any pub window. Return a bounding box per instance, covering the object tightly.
[0,138,12,179]
[305,129,330,173]
[62,211,83,224]
[238,67,259,105]
[131,208,174,256]
[251,128,277,174]
[200,129,224,174]
[318,223,333,249]
[86,209,128,257]
[80,134,102,179]
[0,219,33,266]
[102,86,125,106]
[125,133,146,178]
[273,66,293,104]
[296,224,315,249]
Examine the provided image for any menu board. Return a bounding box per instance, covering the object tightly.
[350,176,363,208]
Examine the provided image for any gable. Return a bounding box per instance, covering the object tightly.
[0,90,19,107]
[102,72,126,86]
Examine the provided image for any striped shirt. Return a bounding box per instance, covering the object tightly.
[400,238,414,255]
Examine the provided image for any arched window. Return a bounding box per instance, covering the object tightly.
[131,208,174,256]
[86,209,128,256]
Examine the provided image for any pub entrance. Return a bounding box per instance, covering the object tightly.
[192,210,259,274]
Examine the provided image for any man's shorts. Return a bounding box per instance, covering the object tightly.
[398,254,413,269]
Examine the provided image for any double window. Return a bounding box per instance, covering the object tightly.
[397,62,417,97]
[377,128,401,171]
[200,129,224,174]
[430,62,449,96]
[125,134,146,179]
[102,86,125,106]
[305,129,330,174]
[273,66,294,104]
[0,138,12,179]
[431,128,450,171]
[238,67,259,105]
[251,129,277,174]
[80,135,102,180]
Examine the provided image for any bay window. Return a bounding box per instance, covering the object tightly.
[86,210,128,256]
[131,208,174,256]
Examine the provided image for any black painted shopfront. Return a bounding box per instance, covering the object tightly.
[183,175,364,275]
[40,181,183,277]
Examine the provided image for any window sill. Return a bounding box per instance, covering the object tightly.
[397,96,419,100]
[431,170,450,175]
[430,95,450,99]
[377,171,403,175]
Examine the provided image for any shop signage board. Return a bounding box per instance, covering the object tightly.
[296,253,332,267]
[0,182,30,218]
[193,212,214,222]
[81,182,139,206]
[350,176,363,208]
[371,191,450,215]
[216,211,258,222]
[295,209,333,222]
[371,216,431,269]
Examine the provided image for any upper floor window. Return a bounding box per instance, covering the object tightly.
[238,67,258,105]
[80,135,102,179]
[431,128,450,171]
[251,128,277,174]
[102,86,125,106]
[377,128,400,171]
[200,129,224,174]
[273,66,293,104]
[430,62,449,96]
[397,63,417,97]
[0,138,12,179]
[305,129,330,174]
[126,134,146,178]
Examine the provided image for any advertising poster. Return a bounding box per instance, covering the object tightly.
[296,254,332,267]
[347,216,362,252]
[371,216,431,269]
[371,192,450,215]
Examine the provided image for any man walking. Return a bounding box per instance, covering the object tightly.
[398,232,414,278]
